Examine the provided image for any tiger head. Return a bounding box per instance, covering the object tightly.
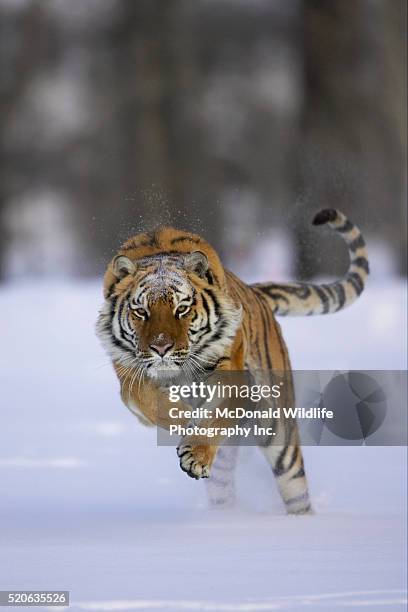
[96,229,242,383]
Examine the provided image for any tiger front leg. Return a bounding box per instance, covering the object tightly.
[176,369,245,480]
[177,340,245,480]
[176,440,218,479]
[175,412,237,480]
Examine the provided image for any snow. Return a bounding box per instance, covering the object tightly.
[0,279,406,611]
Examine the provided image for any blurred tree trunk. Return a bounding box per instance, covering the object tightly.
[0,2,46,281]
[383,0,407,275]
[73,0,222,272]
[116,0,222,245]
[118,0,198,227]
[295,0,406,279]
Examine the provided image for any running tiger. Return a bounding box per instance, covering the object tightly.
[96,209,369,514]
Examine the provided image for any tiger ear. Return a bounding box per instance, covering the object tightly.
[183,251,209,278]
[112,255,137,279]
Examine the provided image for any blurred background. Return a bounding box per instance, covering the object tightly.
[0,3,407,608]
[0,0,406,283]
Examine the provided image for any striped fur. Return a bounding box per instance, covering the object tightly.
[252,209,369,316]
[96,210,368,515]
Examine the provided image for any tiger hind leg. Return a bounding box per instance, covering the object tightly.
[205,446,239,508]
[261,443,312,514]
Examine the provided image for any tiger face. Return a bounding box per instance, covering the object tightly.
[121,256,197,380]
[96,250,241,383]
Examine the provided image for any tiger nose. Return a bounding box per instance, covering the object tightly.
[150,342,174,357]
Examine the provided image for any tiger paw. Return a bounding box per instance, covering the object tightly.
[176,443,214,479]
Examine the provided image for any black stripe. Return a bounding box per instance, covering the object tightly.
[198,318,229,352]
[272,446,288,477]
[205,270,214,285]
[337,219,354,234]
[201,293,211,321]
[353,257,369,273]
[137,286,148,301]
[109,295,118,317]
[286,446,299,472]
[259,284,312,299]
[105,281,117,298]
[322,283,335,301]
[313,285,330,314]
[348,272,364,295]
[110,335,132,352]
[285,492,309,506]
[291,466,305,479]
[215,356,230,366]
[269,292,290,305]
[106,295,134,354]
[203,288,221,319]
[349,234,365,251]
[117,298,134,346]
[333,282,346,311]
[259,296,273,371]
[122,312,135,342]
[189,325,209,336]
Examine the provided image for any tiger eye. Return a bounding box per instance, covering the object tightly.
[176,305,190,317]
[134,307,148,319]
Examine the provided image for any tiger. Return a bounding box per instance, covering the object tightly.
[96,208,369,514]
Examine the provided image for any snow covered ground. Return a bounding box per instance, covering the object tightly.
[0,279,406,611]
